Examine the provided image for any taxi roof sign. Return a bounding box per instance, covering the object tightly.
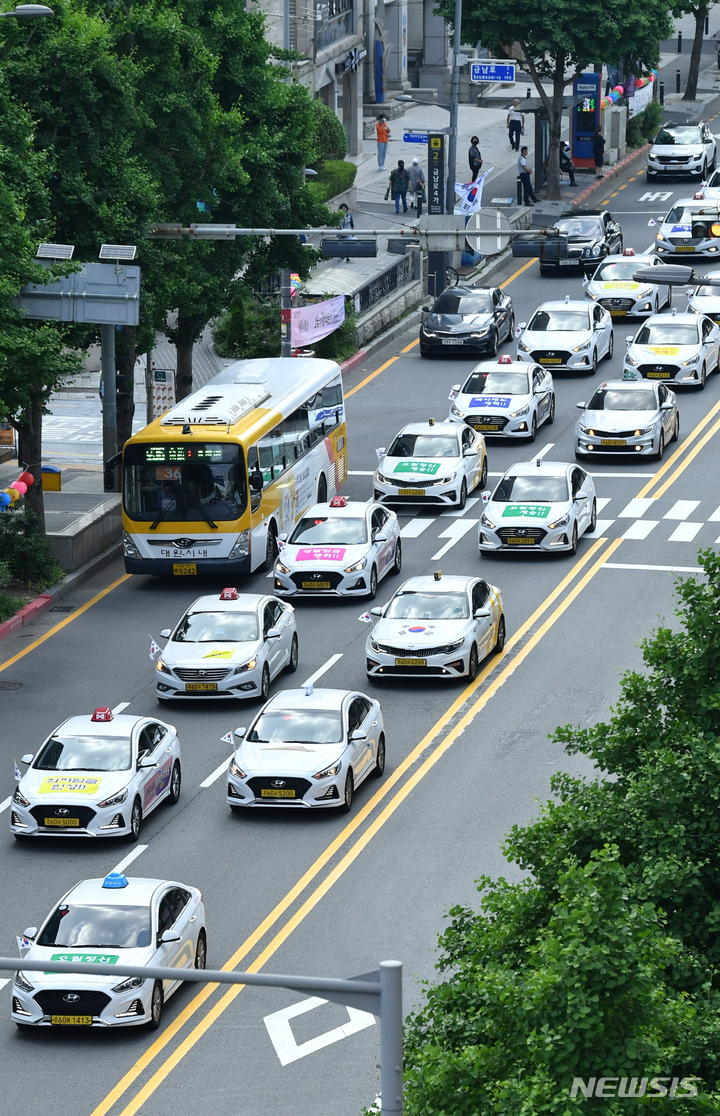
[91,707,114,722]
[102,872,128,889]
[329,495,348,507]
[220,587,239,600]
[498,355,513,363]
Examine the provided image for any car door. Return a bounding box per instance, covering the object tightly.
[571,467,593,530]
[371,507,394,575]
[593,304,610,357]
[471,580,494,655]
[142,721,174,815]
[154,889,186,995]
[346,697,373,782]
[165,887,196,983]
[531,367,549,421]
[700,315,718,371]
[491,287,508,338]
[136,724,163,815]
[656,384,673,441]
[263,601,286,678]
[355,697,378,783]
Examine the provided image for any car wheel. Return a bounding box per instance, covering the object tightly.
[488,329,498,357]
[672,412,680,442]
[655,430,665,461]
[127,798,142,843]
[317,475,327,504]
[527,414,537,443]
[605,332,614,360]
[147,981,163,1031]
[287,634,299,673]
[547,394,556,425]
[373,734,386,777]
[263,526,278,571]
[168,762,181,805]
[391,539,402,575]
[539,265,552,277]
[494,614,506,654]
[194,930,207,971]
[588,349,598,376]
[698,364,707,390]
[260,663,270,701]
[479,455,488,488]
[569,522,579,555]
[467,643,479,681]
[506,312,515,341]
[589,498,597,532]
[457,478,467,509]
[645,171,653,183]
[368,565,378,599]
[340,770,354,813]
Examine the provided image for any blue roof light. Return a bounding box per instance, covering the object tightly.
[103,872,128,889]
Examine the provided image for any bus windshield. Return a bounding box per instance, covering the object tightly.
[123,443,247,523]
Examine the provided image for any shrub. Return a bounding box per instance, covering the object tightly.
[308,160,357,204]
[0,505,63,589]
[0,560,23,621]
[626,99,664,149]
[309,100,347,160]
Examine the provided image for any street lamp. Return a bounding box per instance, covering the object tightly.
[0,5,54,16]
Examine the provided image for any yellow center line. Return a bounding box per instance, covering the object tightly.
[650,412,720,499]
[112,536,621,1116]
[610,191,619,197]
[601,200,609,205]
[344,355,398,398]
[0,573,131,674]
[619,184,627,190]
[401,338,419,353]
[88,537,609,1116]
[500,257,536,289]
[629,176,636,181]
[636,396,720,499]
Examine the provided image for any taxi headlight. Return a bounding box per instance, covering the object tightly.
[112,975,146,994]
[14,971,34,992]
[98,788,128,809]
[517,339,531,352]
[233,658,257,675]
[586,292,598,300]
[656,232,665,240]
[681,353,700,366]
[437,639,465,654]
[312,761,342,780]
[344,556,367,573]
[625,354,639,366]
[439,472,457,484]
[156,658,172,675]
[450,403,463,417]
[579,425,594,436]
[480,512,496,529]
[635,427,654,436]
[369,639,382,653]
[572,339,591,352]
[12,786,30,807]
[548,512,570,530]
[510,403,530,418]
[275,559,290,574]
[711,223,720,238]
[376,472,394,486]
[229,759,247,778]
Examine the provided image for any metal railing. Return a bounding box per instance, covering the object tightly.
[358,253,415,314]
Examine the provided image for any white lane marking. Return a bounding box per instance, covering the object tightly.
[596,497,612,512]
[0,979,10,992]
[639,191,673,202]
[0,796,11,814]
[668,522,703,542]
[264,997,375,1066]
[400,518,433,538]
[584,519,614,538]
[111,844,149,875]
[431,518,477,560]
[111,702,130,714]
[619,497,655,518]
[709,505,720,522]
[664,500,700,520]
[533,442,554,461]
[200,756,232,788]
[441,498,479,518]
[303,653,343,687]
[605,563,703,573]
[623,520,659,539]
[347,471,374,476]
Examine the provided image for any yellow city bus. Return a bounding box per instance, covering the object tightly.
[121,357,347,576]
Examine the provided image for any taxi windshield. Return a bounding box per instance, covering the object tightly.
[33,735,131,772]
[461,371,529,395]
[385,591,469,619]
[37,904,152,949]
[172,611,258,643]
[693,284,720,297]
[433,290,492,315]
[247,710,342,744]
[596,261,645,281]
[289,517,368,545]
[493,475,569,503]
[587,388,657,411]
[387,434,459,458]
[527,310,590,332]
[635,324,698,345]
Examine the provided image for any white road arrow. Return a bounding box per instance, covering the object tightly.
[264,996,376,1066]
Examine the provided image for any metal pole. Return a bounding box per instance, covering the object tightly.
[280,268,292,357]
[660,81,665,105]
[445,0,463,215]
[676,68,681,93]
[678,30,683,52]
[101,323,117,470]
[380,960,403,1115]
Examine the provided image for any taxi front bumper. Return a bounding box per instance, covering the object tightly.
[655,237,720,258]
[478,521,575,552]
[516,350,593,372]
[622,361,703,385]
[575,430,658,456]
[587,293,656,317]
[273,566,371,597]
[12,980,153,1027]
[10,797,135,838]
[365,644,470,679]
[449,411,532,437]
[227,770,343,808]
[373,478,462,505]
[156,658,262,699]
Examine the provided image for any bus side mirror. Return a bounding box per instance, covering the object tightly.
[250,473,263,492]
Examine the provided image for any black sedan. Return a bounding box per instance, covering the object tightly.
[512,210,623,276]
[419,285,515,357]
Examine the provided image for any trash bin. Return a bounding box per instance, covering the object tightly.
[41,465,61,491]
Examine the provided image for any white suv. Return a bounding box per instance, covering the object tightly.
[647,122,717,183]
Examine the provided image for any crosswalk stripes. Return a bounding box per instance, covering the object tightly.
[668,523,703,542]
[663,500,700,520]
[622,521,658,540]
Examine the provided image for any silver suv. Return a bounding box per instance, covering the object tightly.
[647,121,717,183]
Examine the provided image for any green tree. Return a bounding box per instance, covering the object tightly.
[672,3,716,102]
[439,0,673,198]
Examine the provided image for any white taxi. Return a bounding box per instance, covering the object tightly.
[448,356,555,441]
[227,687,385,814]
[12,872,206,1029]
[575,379,679,461]
[623,311,720,388]
[585,251,672,317]
[516,299,613,374]
[365,573,505,682]
[11,709,181,842]
[478,460,596,555]
[156,589,298,703]
[273,496,401,600]
[687,268,720,324]
[373,419,487,510]
[655,198,720,258]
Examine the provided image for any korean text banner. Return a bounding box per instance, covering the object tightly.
[291,295,345,347]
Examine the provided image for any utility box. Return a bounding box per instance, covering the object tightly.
[607,105,627,162]
[41,466,61,491]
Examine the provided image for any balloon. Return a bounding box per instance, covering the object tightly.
[18,471,33,486]
[10,481,26,495]
[3,487,18,504]
[0,493,10,508]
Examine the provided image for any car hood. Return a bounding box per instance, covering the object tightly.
[456,391,530,413]
[698,186,720,199]
[237,740,343,775]
[21,943,154,987]
[629,342,699,359]
[580,409,660,430]
[689,297,720,313]
[487,499,571,525]
[522,329,591,346]
[425,312,493,332]
[21,769,130,801]
[371,617,468,646]
[162,640,258,666]
[379,456,460,481]
[282,542,367,566]
[651,143,704,155]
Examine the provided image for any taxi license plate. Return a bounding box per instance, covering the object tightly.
[173,563,196,575]
[507,537,537,545]
[609,310,625,317]
[302,580,331,589]
[647,371,672,379]
[601,438,626,445]
[261,788,295,798]
[44,817,80,827]
[675,246,695,252]
[398,488,425,495]
[51,1015,92,1025]
[395,657,427,666]
[441,338,464,345]
[539,357,561,364]
[475,423,499,431]
[185,682,218,691]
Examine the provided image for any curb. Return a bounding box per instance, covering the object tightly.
[0,592,53,643]
[572,144,650,208]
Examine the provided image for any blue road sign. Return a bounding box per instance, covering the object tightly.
[470,62,515,83]
[403,131,428,143]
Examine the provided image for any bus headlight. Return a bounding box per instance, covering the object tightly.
[229,531,250,559]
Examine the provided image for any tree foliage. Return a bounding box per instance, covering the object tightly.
[404,549,720,1113]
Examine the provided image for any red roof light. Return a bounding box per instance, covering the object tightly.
[622,248,636,256]
[220,587,239,600]
[91,708,114,722]
[498,355,513,364]
[329,495,348,507]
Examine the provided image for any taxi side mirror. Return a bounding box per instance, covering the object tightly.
[625,335,634,347]
[375,447,386,460]
[279,532,287,543]
[159,930,182,945]
[463,447,476,456]
[234,727,246,738]
[350,729,368,742]
[576,402,586,409]
[266,628,281,640]
[373,530,388,542]
[21,753,33,764]
[661,401,674,410]
[370,606,383,617]
[22,927,37,940]
[575,492,588,501]
[139,756,157,769]
[474,607,492,618]
[449,384,461,400]
[160,629,171,639]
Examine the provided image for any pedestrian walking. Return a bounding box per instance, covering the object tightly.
[386,159,410,213]
[560,142,577,186]
[506,100,524,151]
[376,115,390,170]
[592,126,605,179]
[408,157,426,216]
[337,202,355,261]
[468,136,483,181]
[517,146,537,205]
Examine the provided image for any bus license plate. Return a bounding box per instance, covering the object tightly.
[185,683,218,691]
[173,563,196,575]
[398,488,425,495]
[395,657,427,666]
